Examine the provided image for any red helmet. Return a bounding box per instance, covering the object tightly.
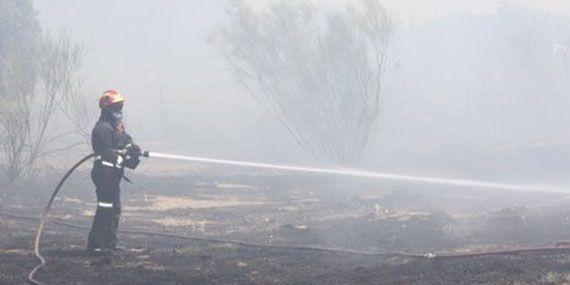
[99,90,125,109]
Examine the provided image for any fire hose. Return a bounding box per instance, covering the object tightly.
[15,151,570,284]
[27,150,149,285]
[27,153,98,285]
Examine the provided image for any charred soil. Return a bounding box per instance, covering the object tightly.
[2,168,570,284]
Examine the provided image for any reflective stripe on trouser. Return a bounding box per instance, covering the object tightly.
[98,201,114,208]
[87,167,121,250]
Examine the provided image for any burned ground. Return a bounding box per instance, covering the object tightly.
[2,165,570,285]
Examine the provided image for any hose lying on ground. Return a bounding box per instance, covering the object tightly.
[27,153,98,285]
[3,211,570,260]
[6,152,570,284]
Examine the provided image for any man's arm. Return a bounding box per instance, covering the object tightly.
[123,134,141,169]
[92,124,121,164]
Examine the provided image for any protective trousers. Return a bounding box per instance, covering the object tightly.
[87,166,122,250]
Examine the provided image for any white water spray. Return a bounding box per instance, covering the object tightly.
[148,152,568,193]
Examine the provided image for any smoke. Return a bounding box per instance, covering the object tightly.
[149,151,570,193]
[32,0,570,189]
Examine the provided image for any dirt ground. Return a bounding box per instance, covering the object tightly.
[3,163,570,284]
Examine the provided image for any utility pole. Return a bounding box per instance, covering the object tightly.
[158,82,168,133]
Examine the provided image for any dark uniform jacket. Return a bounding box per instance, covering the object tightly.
[91,119,139,177]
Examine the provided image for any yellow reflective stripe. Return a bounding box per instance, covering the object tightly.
[100,160,123,169]
[98,201,114,208]
[101,161,115,167]
[116,155,124,166]
[94,153,123,168]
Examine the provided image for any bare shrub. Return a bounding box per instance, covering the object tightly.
[220,0,393,165]
[0,31,88,183]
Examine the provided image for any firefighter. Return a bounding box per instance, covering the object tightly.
[87,90,141,254]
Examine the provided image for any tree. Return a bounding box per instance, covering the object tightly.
[26,32,87,177]
[0,0,40,182]
[0,0,40,98]
[0,0,87,183]
[220,0,393,165]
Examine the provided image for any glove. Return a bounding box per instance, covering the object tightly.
[124,155,140,170]
[124,143,142,169]
[126,143,142,158]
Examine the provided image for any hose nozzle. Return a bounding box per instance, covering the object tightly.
[142,151,150,158]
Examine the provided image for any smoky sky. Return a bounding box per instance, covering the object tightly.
[32,0,570,188]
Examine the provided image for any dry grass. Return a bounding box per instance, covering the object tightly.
[125,195,270,212]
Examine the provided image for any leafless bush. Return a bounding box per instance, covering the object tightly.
[0,96,31,182]
[0,31,88,183]
[220,0,393,165]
